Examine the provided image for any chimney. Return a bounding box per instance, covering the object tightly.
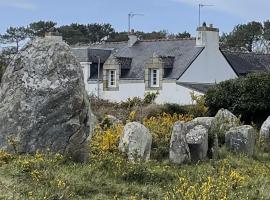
[196,23,219,49]
[45,27,63,42]
[128,29,138,47]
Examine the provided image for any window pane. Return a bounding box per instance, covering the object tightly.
[109,70,116,87]
[151,69,159,87]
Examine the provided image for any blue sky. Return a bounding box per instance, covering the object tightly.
[0,0,270,36]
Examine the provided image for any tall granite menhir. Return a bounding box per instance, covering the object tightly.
[0,38,93,162]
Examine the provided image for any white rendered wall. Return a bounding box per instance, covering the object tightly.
[103,81,145,102]
[179,31,238,83]
[155,81,202,104]
[80,62,91,87]
[86,80,202,105]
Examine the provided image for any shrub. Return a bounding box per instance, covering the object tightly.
[120,97,143,109]
[205,73,270,125]
[189,91,208,117]
[143,92,159,104]
[143,113,193,160]
[0,150,14,165]
[161,103,189,115]
[91,124,124,153]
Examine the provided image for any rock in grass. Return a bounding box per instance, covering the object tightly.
[260,116,270,142]
[186,125,208,161]
[186,117,215,131]
[225,125,256,156]
[119,122,152,161]
[186,117,217,159]
[169,121,190,164]
[212,108,240,146]
[214,108,239,129]
[0,37,93,162]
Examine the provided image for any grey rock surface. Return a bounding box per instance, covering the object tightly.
[186,125,208,161]
[260,116,270,141]
[0,37,93,162]
[225,125,255,156]
[169,121,190,164]
[119,122,152,161]
[214,108,239,129]
[186,117,214,131]
[212,108,240,146]
[186,117,217,158]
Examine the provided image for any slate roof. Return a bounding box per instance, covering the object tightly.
[222,51,270,75]
[114,39,204,79]
[72,39,204,80]
[71,42,127,63]
[71,48,89,62]
[72,40,270,82]
[177,82,215,94]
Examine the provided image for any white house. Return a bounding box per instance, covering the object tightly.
[72,23,270,104]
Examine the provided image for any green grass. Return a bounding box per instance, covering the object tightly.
[1,149,270,200]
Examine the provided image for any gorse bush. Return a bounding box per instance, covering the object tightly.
[165,159,247,200]
[205,72,270,125]
[143,113,193,160]
[91,124,124,153]
[91,112,193,160]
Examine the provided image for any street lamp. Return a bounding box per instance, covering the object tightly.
[96,56,101,99]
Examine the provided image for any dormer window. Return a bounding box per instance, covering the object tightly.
[108,70,116,88]
[150,69,159,87]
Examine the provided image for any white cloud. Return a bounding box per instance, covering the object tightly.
[172,0,270,20]
[0,0,37,10]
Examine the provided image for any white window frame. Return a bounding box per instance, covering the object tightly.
[150,68,159,87]
[108,70,116,88]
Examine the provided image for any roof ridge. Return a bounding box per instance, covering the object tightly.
[140,37,196,42]
[222,50,270,56]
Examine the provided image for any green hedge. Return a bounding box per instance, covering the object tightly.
[205,73,270,125]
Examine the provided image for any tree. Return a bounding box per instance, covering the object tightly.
[175,31,191,39]
[0,27,28,52]
[220,21,263,52]
[27,21,57,37]
[137,30,167,40]
[58,23,116,45]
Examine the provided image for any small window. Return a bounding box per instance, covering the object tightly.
[108,70,116,87]
[150,69,159,87]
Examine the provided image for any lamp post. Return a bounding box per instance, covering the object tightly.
[96,56,101,99]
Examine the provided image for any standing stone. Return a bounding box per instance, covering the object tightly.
[214,108,239,129]
[186,117,214,131]
[169,121,190,164]
[260,116,270,142]
[186,117,217,158]
[186,125,208,161]
[119,122,152,161]
[212,108,240,145]
[0,38,93,162]
[225,125,256,156]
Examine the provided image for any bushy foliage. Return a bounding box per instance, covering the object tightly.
[190,91,208,117]
[205,73,270,125]
[143,113,193,160]
[166,159,247,199]
[91,124,124,153]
